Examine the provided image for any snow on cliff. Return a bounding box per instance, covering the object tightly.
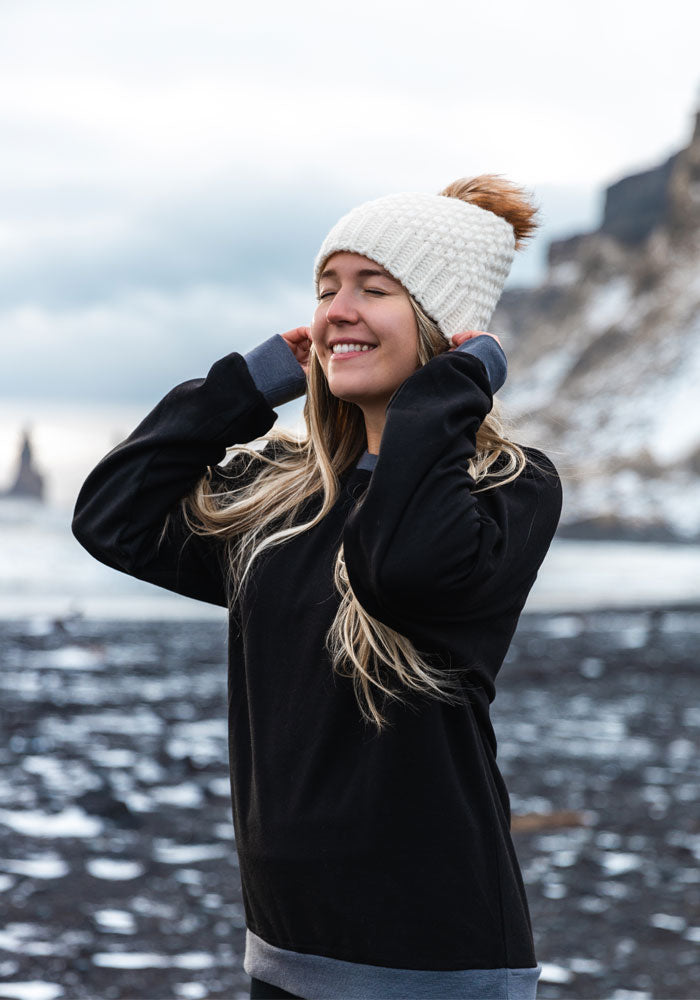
[496,110,700,541]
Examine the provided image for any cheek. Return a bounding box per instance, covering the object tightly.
[310,307,326,347]
[396,310,419,359]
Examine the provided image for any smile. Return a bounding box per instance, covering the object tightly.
[330,344,377,359]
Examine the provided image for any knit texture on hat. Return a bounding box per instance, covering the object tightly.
[314,192,515,338]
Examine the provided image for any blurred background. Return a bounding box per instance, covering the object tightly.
[1,2,699,998]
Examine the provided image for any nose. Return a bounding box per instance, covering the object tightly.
[324,286,359,326]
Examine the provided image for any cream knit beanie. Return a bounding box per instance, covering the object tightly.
[314,192,515,339]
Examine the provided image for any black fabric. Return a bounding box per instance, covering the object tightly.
[250,977,302,999]
[73,348,562,972]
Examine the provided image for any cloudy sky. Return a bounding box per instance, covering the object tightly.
[2,0,699,405]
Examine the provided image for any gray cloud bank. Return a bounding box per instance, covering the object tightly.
[1,0,695,404]
[2,173,597,403]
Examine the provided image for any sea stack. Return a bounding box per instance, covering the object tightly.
[3,429,45,502]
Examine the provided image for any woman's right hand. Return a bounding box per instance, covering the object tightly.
[448,330,503,351]
[280,327,312,376]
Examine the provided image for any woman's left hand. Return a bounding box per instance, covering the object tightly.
[448,330,502,351]
[280,326,313,375]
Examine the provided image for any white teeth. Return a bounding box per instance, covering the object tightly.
[331,343,376,354]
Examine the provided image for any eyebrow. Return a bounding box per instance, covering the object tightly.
[319,266,399,283]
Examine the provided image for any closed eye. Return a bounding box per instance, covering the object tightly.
[317,287,388,301]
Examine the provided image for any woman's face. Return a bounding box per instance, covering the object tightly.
[310,252,419,410]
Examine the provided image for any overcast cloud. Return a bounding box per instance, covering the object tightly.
[1,0,698,401]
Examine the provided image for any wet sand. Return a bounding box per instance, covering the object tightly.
[0,610,698,1000]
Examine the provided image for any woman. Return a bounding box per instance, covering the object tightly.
[73,175,562,999]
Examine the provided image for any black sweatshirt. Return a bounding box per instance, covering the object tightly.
[72,345,562,1000]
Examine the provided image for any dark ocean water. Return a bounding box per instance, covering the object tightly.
[0,610,698,1000]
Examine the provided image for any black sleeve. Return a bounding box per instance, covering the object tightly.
[72,351,278,607]
[342,350,562,630]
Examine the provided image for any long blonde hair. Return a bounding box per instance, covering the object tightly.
[180,175,537,729]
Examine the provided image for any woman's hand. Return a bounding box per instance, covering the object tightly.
[448,330,502,351]
[280,327,312,375]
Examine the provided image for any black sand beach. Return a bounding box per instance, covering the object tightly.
[0,609,698,1000]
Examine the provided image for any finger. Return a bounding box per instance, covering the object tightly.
[282,326,311,343]
[452,330,486,342]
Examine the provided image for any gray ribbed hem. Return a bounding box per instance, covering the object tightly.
[243,333,307,408]
[244,929,541,1000]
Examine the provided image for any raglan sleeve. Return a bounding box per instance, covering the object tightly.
[342,349,562,630]
[71,350,281,607]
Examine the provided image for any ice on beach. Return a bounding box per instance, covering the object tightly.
[74,709,164,736]
[0,855,69,880]
[92,951,215,970]
[569,957,603,974]
[0,925,58,957]
[599,852,644,876]
[213,822,235,841]
[542,883,567,899]
[93,909,137,935]
[151,782,204,809]
[683,706,700,728]
[579,656,605,679]
[0,807,102,839]
[21,755,101,798]
[152,840,229,865]
[535,831,590,854]
[540,616,583,639]
[174,868,203,885]
[614,622,650,649]
[167,718,227,765]
[90,747,137,768]
[539,962,574,983]
[85,858,144,880]
[92,952,168,969]
[175,953,216,970]
[666,830,700,861]
[597,880,631,899]
[550,849,578,868]
[22,618,56,637]
[650,912,686,933]
[667,738,695,764]
[0,984,64,1000]
[26,645,106,671]
[208,777,231,798]
[610,991,652,1000]
[174,984,208,1000]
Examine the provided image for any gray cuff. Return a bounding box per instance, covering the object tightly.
[243,334,307,408]
[356,450,378,472]
[455,336,507,394]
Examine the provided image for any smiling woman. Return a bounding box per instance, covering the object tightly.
[312,254,421,452]
[72,174,562,999]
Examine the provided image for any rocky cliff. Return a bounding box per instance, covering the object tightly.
[496,111,700,541]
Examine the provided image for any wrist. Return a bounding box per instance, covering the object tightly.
[244,334,307,408]
[454,336,507,394]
